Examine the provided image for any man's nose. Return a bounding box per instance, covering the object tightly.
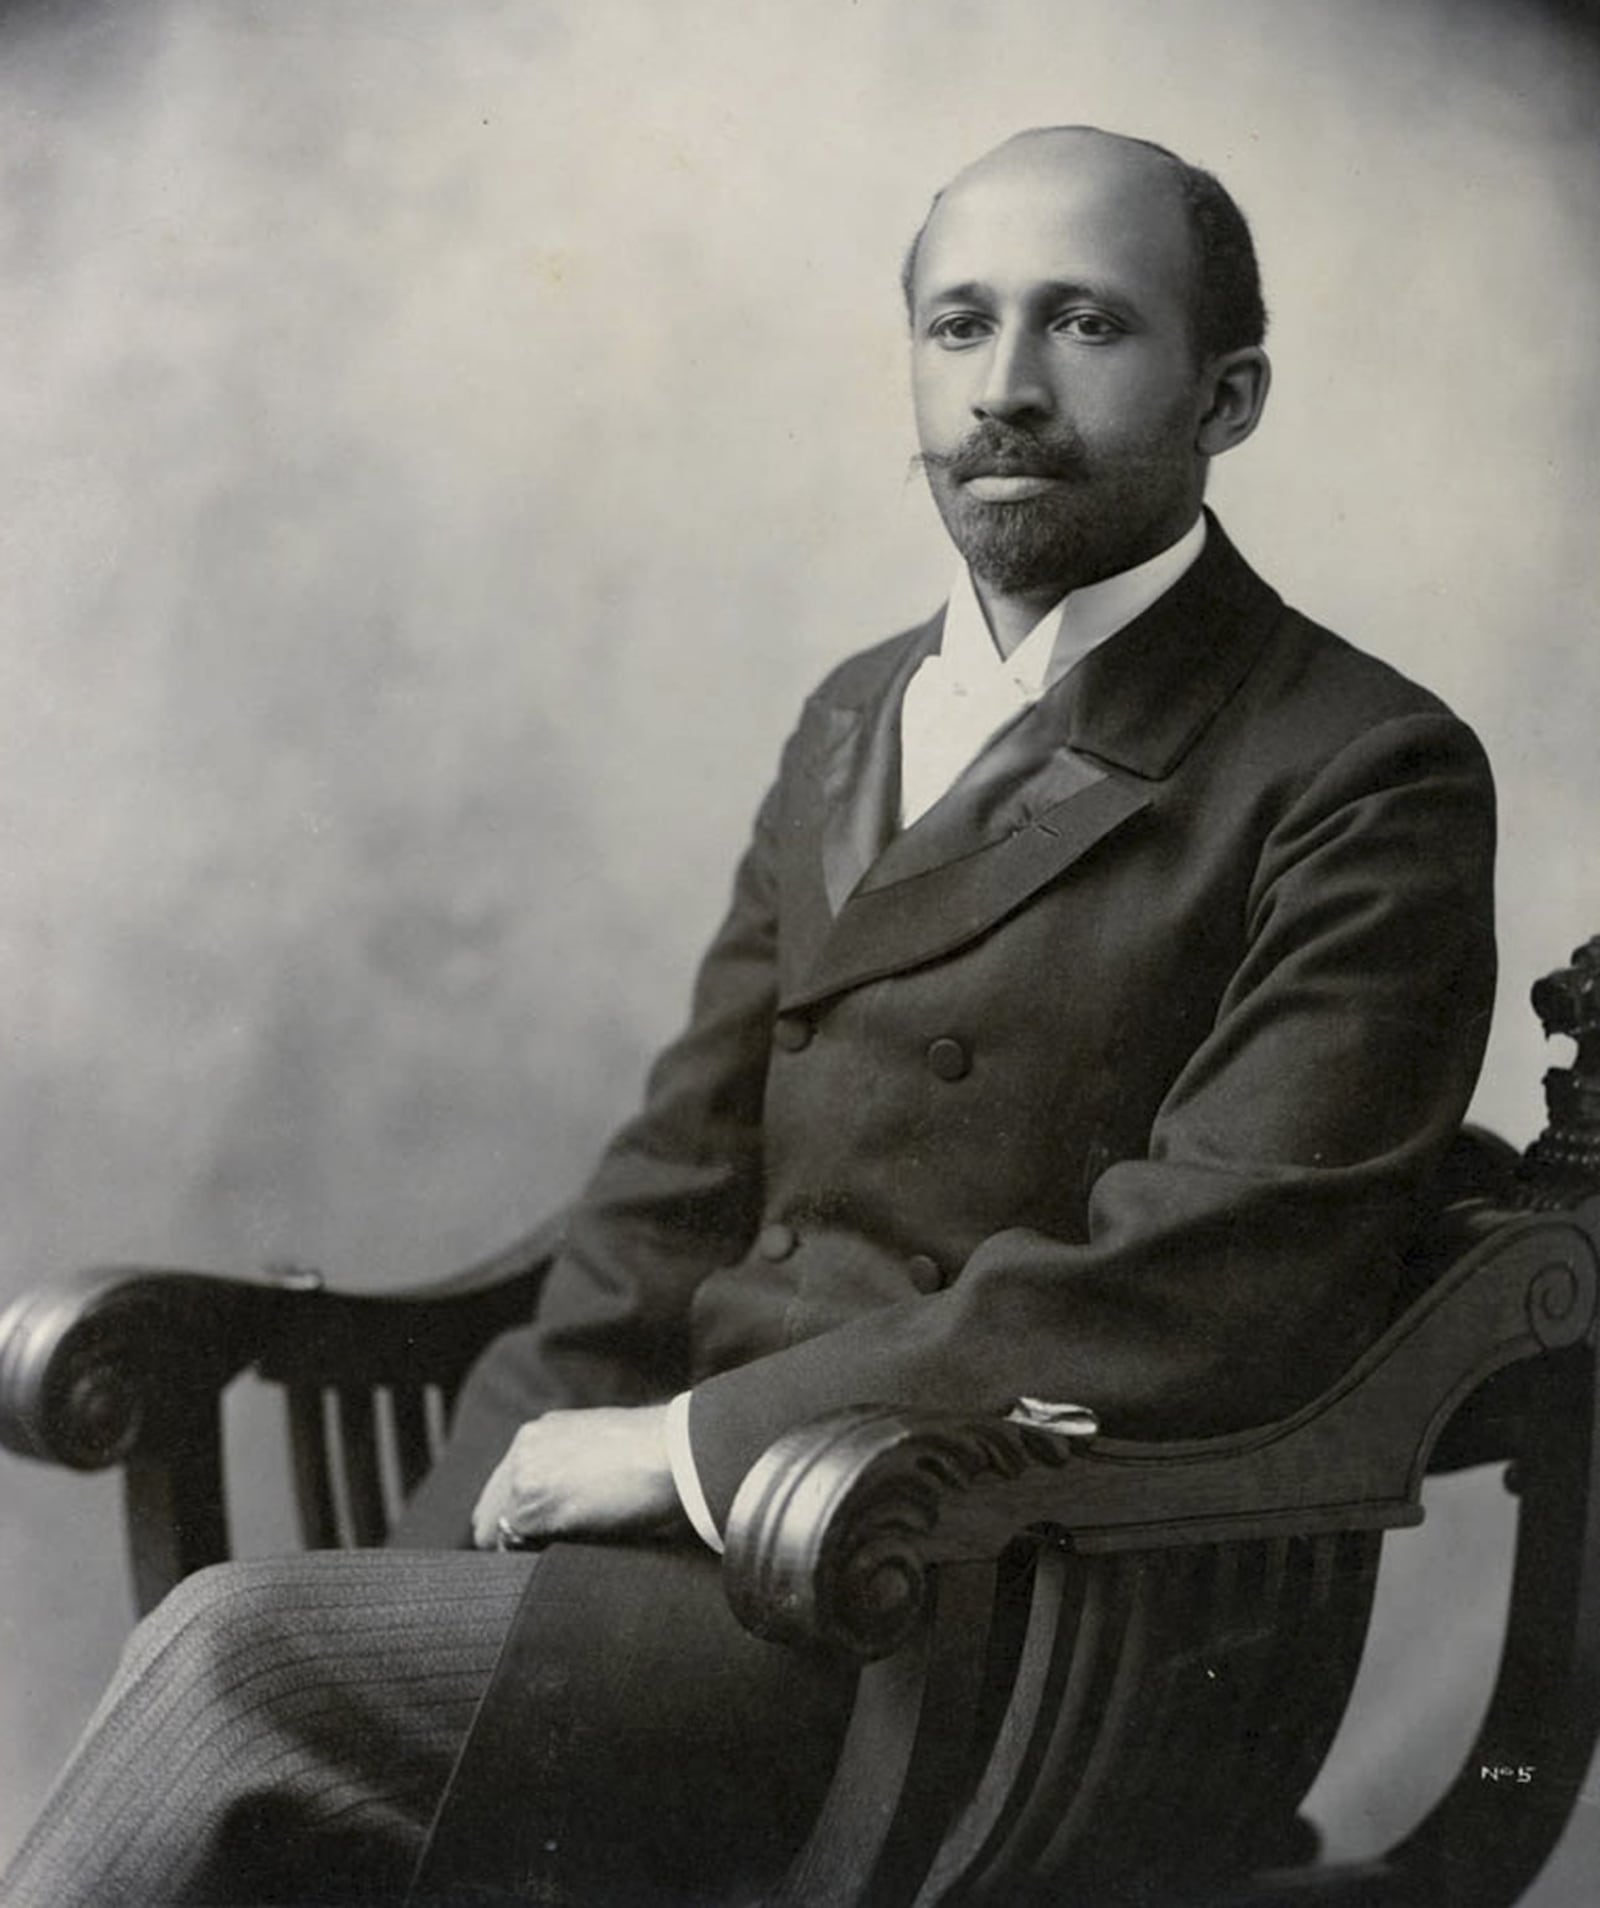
[972,327,1052,424]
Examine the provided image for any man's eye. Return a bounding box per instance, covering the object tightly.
[1055,311,1122,343]
[927,313,991,347]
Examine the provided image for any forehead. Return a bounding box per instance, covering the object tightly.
[913,138,1194,316]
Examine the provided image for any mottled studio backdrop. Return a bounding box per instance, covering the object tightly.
[1,0,1597,1895]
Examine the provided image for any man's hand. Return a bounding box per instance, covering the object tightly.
[470,1404,685,1550]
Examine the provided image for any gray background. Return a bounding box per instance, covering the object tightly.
[1,0,1597,1895]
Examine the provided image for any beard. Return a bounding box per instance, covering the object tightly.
[933,487,1104,595]
[918,420,1196,598]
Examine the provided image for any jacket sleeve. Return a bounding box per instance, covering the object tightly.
[684,710,1498,1528]
[389,757,787,1546]
[523,772,782,1406]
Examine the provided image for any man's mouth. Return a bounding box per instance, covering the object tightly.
[961,473,1066,501]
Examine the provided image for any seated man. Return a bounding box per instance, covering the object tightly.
[0,125,1495,1907]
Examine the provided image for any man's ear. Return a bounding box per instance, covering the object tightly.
[1196,347,1271,457]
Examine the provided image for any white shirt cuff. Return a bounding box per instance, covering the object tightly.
[666,1389,724,1554]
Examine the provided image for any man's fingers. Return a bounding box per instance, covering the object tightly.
[470,1450,522,1549]
[471,1424,570,1546]
[469,1405,680,1548]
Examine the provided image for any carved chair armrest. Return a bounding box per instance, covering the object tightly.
[724,1200,1600,1662]
[0,1216,565,1611]
[0,1213,564,1476]
[0,1267,293,1474]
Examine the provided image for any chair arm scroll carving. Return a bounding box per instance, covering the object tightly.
[0,1268,287,1471]
[723,1406,1075,1660]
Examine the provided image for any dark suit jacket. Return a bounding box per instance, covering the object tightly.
[398,515,1496,1547]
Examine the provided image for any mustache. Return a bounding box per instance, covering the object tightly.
[915,422,1088,484]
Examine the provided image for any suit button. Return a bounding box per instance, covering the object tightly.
[773,1015,813,1053]
[906,1253,942,1293]
[926,1036,971,1082]
[757,1222,798,1261]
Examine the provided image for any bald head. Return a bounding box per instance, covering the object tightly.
[949,126,1182,207]
[905,123,1273,619]
[903,126,1266,364]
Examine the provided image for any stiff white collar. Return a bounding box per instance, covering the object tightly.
[898,515,1207,828]
[939,513,1208,699]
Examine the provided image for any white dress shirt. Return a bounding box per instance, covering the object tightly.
[899,514,1208,826]
[667,514,1208,1551]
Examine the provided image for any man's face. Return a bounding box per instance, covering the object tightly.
[910,132,1212,600]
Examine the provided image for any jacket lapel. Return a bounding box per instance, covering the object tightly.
[775,619,939,998]
[817,633,924,916]
[781,516,1283,1014]
[785,757,1148,1011]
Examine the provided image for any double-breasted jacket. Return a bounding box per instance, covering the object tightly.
[403,516,1497,1542]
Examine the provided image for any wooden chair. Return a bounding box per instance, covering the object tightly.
[3,937,1599,1907]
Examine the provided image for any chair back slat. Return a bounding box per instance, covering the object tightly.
[913,1545,1087,1901]
[336,1388,389,1547]
[389,1385,435,1498]
[1033,1534,1374,1903]
[286,1383,340,1550]
[980,1550,1150,1897]
[908,1532,1378,1906]
[285,1380,443,1549]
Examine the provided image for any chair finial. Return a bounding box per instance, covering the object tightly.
[1517,935,1600,1209]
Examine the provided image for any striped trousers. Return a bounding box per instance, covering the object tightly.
[0,1550,539,1908]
